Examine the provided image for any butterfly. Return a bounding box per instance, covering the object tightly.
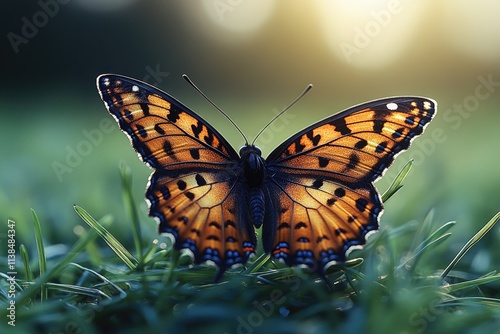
[97,74,436,278]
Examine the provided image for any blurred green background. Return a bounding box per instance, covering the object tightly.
[1,1,499,271]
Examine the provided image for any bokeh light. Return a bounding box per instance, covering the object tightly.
[442,0,500,64]
[317,0,429,69]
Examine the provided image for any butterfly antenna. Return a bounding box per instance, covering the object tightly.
[183,74,249,145]
[251,83,313,146]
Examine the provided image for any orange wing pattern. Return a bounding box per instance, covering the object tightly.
[264,97,436,271]
[97,74,256,273]
[98,74,436,278]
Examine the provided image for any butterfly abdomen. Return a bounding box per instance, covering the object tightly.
[239,145,267,228]
[249,187,265,228]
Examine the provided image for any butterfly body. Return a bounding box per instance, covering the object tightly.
[97,74,436,277]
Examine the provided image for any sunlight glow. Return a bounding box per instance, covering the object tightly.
[201,0,276,33]
[316,0,427,69]
[443,0,500,63]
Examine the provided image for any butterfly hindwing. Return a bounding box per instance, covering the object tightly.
[265,97,436,271]
[147,170,256,270]
[264,173,380,269]
[97,74,256,272]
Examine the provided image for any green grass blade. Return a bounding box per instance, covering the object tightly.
[19,244,34,282]
[120,162,144,264]
[396,219,455,270]
[397,232,453,270]
[45,282,112,299]
[443,272,500,293]
[242,253,271,274]
[69,262,127,297]
[412,221,456,256]
[31,209,48,302]
[441,211,500,279]
[402,221,456,270]
[408,209,435,257]
[441,296,500,308]
[15,226,99,307]
[74,205,139,270]
[381,159,413,202]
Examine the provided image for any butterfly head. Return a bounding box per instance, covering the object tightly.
[239,145,265,187]
[239,144,262,158]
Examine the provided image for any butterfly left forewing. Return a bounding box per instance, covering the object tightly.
[97,74,239,171]
[265,97,436,272]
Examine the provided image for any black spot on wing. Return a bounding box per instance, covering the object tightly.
[224,220,236,228]
[177,180,187,190]
[140,103,150,116]
[307,130,321,146]
[191,121,203,138]
[136,124,147,138]
[375,141,388,154]
[195,174,207,186]
[312,178,323,189]
[331,118,351,135]
[209,221,221,229]
[278,222,291,230]
[154,124,166,135]
[346,153,359,170]
[124,109,133,121]
[294,138,306,153]
[355,139,368,149]
[392,127,404,139]
[373,120,385,134]
[356,198,368,212]
[334,188,345,197]
[160,186,170,200]
[163,139,175,157]
[204,131,214,146]
[405,115,415,125]
[167,105,181,122]
[295,222,307,229]
[318,157,329,168]
[190,148,200,160]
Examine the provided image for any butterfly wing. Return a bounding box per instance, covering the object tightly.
[264,97,436,272]
[97,74,256,273]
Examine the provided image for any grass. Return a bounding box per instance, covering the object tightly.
[1,162,500,334]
